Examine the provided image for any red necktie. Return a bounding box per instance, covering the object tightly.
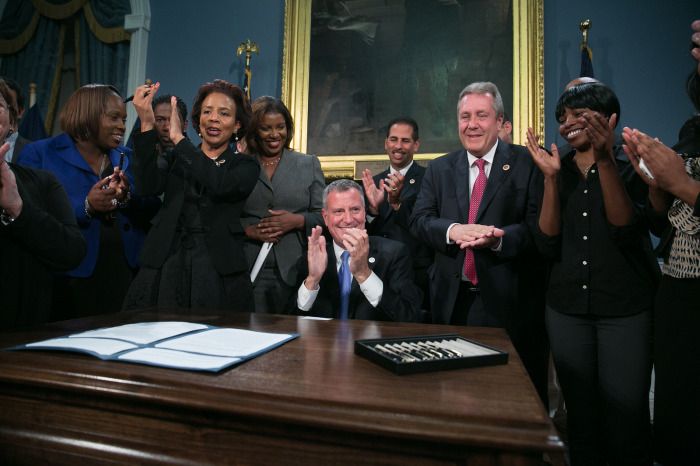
[463,158,487,284]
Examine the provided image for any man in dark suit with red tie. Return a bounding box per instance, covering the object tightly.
[295,179,422,322]
[410,82,548,403]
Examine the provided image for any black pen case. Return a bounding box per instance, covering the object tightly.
[354,333,508,375]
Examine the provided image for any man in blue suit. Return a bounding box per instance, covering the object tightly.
[410,82,547,403]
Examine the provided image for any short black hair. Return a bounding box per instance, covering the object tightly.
[152,94,188,125]
[555,82,620,127]
[385,117,419,140]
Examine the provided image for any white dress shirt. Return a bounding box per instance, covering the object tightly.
[445,141,499,243]
[297,241,383,312]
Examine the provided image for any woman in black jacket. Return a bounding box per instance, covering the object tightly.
[124,80,259,312]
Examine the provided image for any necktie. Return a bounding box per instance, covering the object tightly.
[338,251,351,320]
[463,158,487,284]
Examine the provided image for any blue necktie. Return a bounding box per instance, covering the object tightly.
[338,251,351,320]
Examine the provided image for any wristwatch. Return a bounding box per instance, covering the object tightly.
[0,208,16,226]
[84,197,93,219]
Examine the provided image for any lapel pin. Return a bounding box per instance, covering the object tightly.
[502,164,510,171]
[409,178,416,184]
[369,257,376,264]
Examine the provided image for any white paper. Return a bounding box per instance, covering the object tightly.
[70,321,208,344]
[17,322,297,372]
[156,328,291,357]
[118,347,241,370]
[250,242,273,282]
[26,337,137,357]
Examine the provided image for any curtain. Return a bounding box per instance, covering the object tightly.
[0,0,131,134]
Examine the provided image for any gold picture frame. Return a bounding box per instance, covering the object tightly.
[282,0,544,179]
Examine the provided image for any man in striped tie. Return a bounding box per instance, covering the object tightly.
[295,179,422,322]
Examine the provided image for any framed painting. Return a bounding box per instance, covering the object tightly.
[282,0,543,179]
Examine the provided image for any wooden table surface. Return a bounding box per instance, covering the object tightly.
[0,310,563,465]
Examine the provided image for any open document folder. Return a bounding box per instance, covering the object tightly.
[10,321,299,373]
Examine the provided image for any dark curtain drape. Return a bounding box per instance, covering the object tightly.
[0,0,131,134]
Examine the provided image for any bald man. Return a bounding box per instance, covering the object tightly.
[564,76,599,90]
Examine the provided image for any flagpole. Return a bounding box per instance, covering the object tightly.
[579,19,591,49]
[579,19,594,78]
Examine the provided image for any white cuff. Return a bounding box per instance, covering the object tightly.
[297,280,320,311]
[358,271,383,307]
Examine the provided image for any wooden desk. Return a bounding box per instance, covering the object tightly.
[0,311,563,465]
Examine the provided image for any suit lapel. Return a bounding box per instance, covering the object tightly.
[477,141,512,221]
[55,135,95,174]
[400,163,422,200]
[455,150,470,223]
[269,148,295,191]
[258,162,273,192]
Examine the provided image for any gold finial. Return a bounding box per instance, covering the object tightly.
[579,19,591,48]
[236,39,259,100]
[236,39,259,58]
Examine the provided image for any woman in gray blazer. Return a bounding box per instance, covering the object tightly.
[242,97,325,313]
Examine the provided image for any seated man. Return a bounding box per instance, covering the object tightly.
[295,179,422,322]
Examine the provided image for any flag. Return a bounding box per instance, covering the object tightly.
[18,104,47,141]
[580,44,594,78]
[243,67,251,100]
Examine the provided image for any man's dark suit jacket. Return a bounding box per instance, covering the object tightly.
[294,235,423,322]
[368,163,432,271]
[131,130,259,275]
[410,140,548,401]
[367,163,433,314]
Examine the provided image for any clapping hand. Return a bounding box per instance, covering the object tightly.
[525,127,560,178]
[341,227,371,283]
[582,112,617,162]
[0,143,22,218]
[132,82,160,131]
[361,169,384,215]
[304,225,327,290]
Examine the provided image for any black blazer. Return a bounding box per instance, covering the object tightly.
[410,141,543,340]
[132,130,260,274]
[367,162,432,270]
[294,235,423,322]
[1,164,86,328]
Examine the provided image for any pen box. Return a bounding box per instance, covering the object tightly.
[354,333,508,375]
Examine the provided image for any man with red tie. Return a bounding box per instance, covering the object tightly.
[410,82,548,403]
